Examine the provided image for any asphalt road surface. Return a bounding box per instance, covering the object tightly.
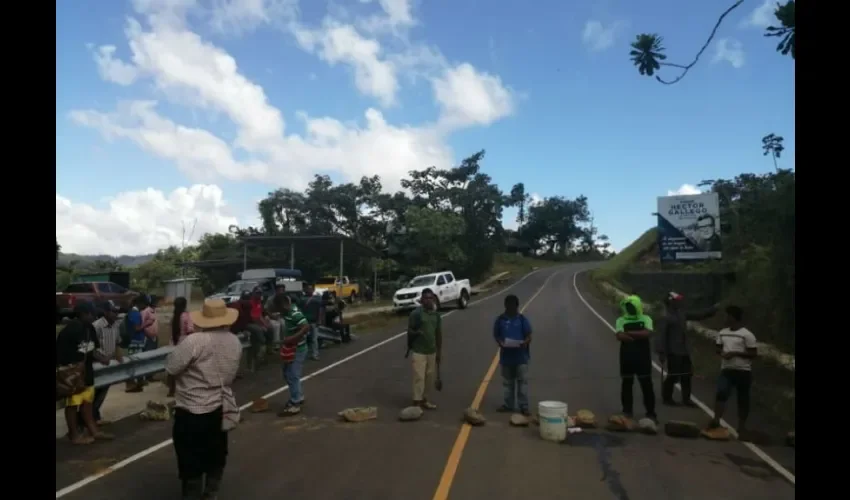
[56,263,795,500]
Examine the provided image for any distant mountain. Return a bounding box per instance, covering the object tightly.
[57,253,155,267]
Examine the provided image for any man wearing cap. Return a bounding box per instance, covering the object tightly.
[82,301,124,426]
[656,291,718,407]
[56,302,114,444]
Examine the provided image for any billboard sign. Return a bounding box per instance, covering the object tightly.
[657,193,722,262]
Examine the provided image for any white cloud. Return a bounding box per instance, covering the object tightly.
[741,0,778,29]
[432,63,515,128]
[713,38,745,68]
[293,20,400,107]
[66,0,517,253]
[667,184,701,196]
[93,45,139,85]
[581,20,625,52]
[358,0,416,35]
[56,184,239,255]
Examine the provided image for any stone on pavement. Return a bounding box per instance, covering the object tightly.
[638,418,658,435]
[701,427,731,441]
[664,420,701,439]
[399,406,424,421]
[338,407,378,423]
[509,413,529,427]
[575,409,596,428]
[251,398,270,413]
[606,415,636,432]
[463,408,487,426]
[139,400,171,421]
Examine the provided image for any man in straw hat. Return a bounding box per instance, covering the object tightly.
[165,298,242,500]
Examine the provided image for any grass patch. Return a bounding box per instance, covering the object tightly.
[591,228,657,284]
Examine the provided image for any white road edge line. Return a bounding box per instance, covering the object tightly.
[571,270,796,486]
[56,267,551,498]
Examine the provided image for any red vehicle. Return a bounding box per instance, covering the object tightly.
[55,282,139,322]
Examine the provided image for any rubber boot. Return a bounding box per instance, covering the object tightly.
[182,478,204,500]
[202,468,224,500]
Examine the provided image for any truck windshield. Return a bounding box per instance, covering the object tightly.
[409,276,437,287]
[225,281,259,295]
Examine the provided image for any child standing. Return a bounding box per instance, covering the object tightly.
[708,305,758,437]
[615,295,657,420]
[493,294,533,416]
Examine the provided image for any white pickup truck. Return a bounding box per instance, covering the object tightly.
[392,271,471,312]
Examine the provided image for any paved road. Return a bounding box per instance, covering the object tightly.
[56,264,795,500]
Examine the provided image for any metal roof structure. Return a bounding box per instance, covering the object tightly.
[239,235,382,260]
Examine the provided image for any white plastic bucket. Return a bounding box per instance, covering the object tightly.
[538,401,568,442]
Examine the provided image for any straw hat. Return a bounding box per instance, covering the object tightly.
[189,298,239,329]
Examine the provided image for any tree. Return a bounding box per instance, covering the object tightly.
[629,1,794,85]
[761,133,785,171]
[508,183,531,231]
[56,239,61,261]
[521,195,591,255]
[765,1,795,59]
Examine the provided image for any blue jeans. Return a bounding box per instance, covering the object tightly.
[282,348,307,404]
[307,324,320,358]
[501,364,529,411]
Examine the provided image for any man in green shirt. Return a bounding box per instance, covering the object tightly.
[276,295,311,416]
[406,288,442,409]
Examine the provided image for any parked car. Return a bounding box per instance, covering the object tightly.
[55,282,139,322]
[314,276,360,303]
[207,268,305,304]
[392,271,471,312]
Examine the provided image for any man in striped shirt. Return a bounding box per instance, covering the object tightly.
[275,295,311,416]
[83,301,123,425]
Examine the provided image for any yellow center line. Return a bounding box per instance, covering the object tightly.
[431,269,564,500]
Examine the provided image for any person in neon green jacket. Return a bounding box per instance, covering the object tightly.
[614,295,657,420]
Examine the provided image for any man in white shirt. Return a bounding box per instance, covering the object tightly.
[708,305,758,436]
[79,301,123,426]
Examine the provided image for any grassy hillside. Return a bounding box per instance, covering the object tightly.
[590,228,657,285]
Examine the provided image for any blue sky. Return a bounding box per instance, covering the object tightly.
[56,0,794,256]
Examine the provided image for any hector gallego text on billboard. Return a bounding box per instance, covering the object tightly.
[667,201,709,217]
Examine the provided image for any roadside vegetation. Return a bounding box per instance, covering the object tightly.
[57,151,613,299]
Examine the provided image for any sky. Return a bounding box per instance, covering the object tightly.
[56,0,795,256]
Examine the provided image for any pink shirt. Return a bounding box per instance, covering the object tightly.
[142,307,159,338]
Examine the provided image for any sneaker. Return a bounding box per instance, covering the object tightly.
[682,400,698,408]
[277,403,302,417]
[520,408,532,417]
[421,401,437,410]
[662,399,679,407]
[497,405,514,413]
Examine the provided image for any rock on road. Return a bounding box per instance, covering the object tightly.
[55,263,795,500]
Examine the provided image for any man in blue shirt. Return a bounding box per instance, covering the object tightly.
[493,294,533,415]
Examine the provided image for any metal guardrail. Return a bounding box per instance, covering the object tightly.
[89,334,251,389]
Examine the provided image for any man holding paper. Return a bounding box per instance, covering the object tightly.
[493,294,533,415]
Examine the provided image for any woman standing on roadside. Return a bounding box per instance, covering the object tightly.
[165,298,243,500]
[167,297,194,397]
